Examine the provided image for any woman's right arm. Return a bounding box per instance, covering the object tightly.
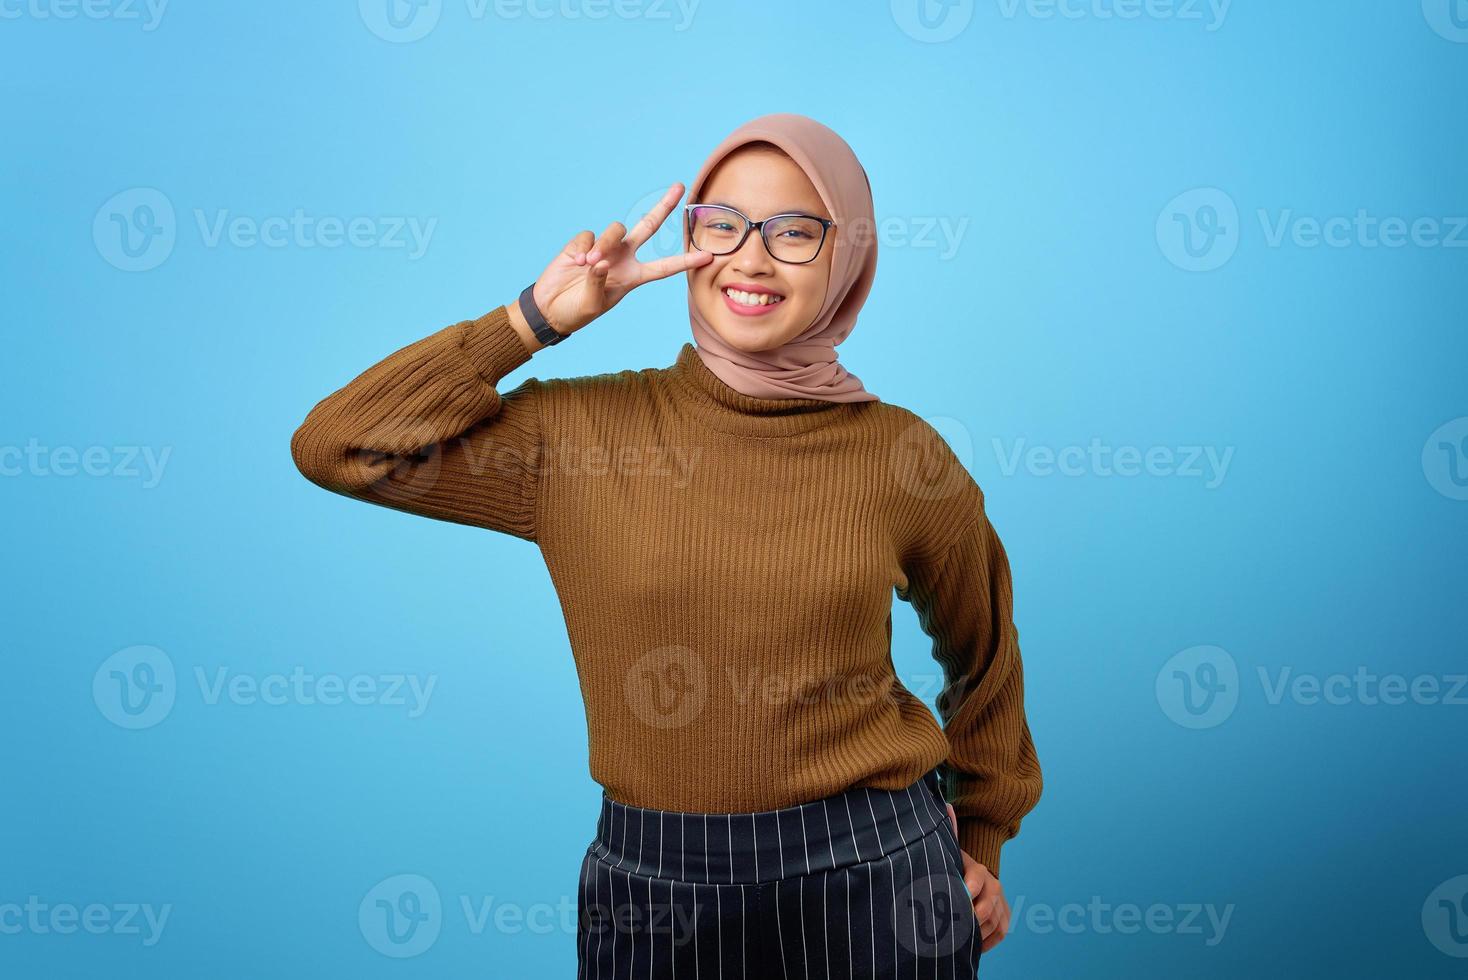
[289,303,551,541]
[289,181,714,541]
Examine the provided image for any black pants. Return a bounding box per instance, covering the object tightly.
[577,767,981,978]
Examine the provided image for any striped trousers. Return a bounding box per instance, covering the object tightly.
[576,766,981,978]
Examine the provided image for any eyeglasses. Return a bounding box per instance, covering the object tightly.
[684,203,835,265]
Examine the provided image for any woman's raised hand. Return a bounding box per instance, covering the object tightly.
[528,182,715,338]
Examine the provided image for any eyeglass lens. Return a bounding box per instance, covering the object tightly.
[688,205,826,263]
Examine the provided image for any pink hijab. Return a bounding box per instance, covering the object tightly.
[682,113,880,403]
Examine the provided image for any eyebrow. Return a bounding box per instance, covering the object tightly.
[699,199,826,218]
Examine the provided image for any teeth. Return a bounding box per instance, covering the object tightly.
[724,287,784,307]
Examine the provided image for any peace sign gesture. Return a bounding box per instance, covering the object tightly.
[526,181,714,340]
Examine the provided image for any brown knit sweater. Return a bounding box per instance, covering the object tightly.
[290,303,1042,876]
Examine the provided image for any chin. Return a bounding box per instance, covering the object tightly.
[709,316,794,353]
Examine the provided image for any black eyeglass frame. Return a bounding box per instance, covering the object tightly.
[683,203,836,265]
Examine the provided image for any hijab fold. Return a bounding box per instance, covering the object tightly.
[683,113,880,403]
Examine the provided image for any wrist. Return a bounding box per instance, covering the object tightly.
[519,281,572,346]
[504,296,544,353]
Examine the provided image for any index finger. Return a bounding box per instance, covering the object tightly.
[636,247,713,285]
[624,181,687,252]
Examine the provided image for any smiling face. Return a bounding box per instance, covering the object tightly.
[687,143,835,353]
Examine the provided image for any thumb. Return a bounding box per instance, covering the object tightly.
[946,802,958,837]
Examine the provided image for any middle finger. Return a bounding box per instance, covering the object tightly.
[587,220,627,264]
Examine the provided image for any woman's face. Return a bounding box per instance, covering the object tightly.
[687,146,834,353]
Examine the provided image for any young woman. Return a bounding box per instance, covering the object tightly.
[291,112,1042,977]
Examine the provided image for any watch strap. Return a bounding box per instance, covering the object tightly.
[518,282,566,346]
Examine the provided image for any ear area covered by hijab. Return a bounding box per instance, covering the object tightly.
[683,112,881,404]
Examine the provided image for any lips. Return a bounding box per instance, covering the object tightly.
[721,285,786,317]
[722,284,785,305]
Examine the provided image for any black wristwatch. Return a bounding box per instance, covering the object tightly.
[518,282,567,346]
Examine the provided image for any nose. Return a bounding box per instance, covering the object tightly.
[728,224,776,276]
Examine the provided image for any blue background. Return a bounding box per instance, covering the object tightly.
[4,0,1466,976]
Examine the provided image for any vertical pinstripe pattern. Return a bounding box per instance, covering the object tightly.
[578,768,980,978]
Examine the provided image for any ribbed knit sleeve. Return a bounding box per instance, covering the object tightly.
[290,305,543,542]
[897,498,1043,879]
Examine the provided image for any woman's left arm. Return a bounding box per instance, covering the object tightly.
[897,491,1043,880]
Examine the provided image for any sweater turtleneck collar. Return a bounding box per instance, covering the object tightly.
[664,342,856,438]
